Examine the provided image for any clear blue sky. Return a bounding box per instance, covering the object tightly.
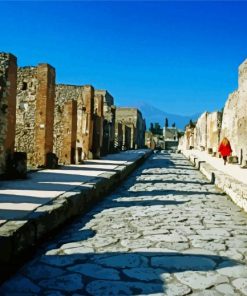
[1,1,247,115]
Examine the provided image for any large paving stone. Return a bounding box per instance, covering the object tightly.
[24,263,65,280]
[232,278,247,295]
[123,267,162,282]
[67,263,120,280]
[215,283,237,295]
[86,280,162,295]
[38,274,83,291]
[217,262,247,277]
[164,281,191,296]
[92,253,148,268]
[174,271,228,289]
[151,255,216,271]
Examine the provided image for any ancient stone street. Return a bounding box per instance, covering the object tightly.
[1,152,247,295]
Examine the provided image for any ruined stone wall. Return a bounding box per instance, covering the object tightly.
[124,125,131,150]
[206,111,222,153]
[16,67,38,166]
[57,100,77,164]
[116,108,137,149]
[36,64,55,167]
[221,59,247,164]
[115,122,123,150]
[194,112,208,150]
[0,53,17,174]
[55,84,81,163]
[81,85,94,159]
[95,90,115,154]
[136,111,146,148]
[93,94,104,158]
[116,107,145,149]
[16,64,55,168]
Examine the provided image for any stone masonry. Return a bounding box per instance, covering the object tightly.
[2,152,247,295]
[221,59,247,165]
[116,107,146,149]
[55,84,94,163]
[114,122,123,150]
[92,94,104,158]
[179,59,247,168]
[194,112,208,151]
[60,100,77,164]
[206,111,222,155]
[80,85,94,160]
[0,53,17,175]
[16,64,55,168]
[95,90,115,155]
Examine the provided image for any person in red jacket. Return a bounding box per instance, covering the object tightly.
[218,137,232,165]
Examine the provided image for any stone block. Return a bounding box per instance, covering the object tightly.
[4,151,27,179]
[46,152,58,169]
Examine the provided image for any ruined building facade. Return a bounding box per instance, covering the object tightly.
[54,84,95,164]
[0,51,147,175]
[179,59,247,166]
[16,64,56,168]
[0,53,17,175]
[95,90,116,155]
[221,60,247,165]
[115,107,146,149]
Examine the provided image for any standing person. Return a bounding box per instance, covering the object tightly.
[218,137,232,165]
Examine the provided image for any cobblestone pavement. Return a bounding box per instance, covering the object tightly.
[1,152,247,295]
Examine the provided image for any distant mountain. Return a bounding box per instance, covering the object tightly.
[136,102,200,130]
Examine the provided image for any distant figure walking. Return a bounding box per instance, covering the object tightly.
[218,137,232,165]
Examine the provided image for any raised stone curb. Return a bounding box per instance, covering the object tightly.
[183,151,247,213]
[0,150,152,281]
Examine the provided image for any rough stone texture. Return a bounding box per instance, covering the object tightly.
[60,100,77,164]
[194,112,207,150]
[0,53,17,175]
[36,64,55,167]
[115,122,123,150]
[206,111,222,154]
[179,112,221,156]
[16,64,55,168]
[116,107,146,149]
[145,131,156,149]
[2,151,247,295]
[55,84,94,162]
[95,90,115,155]
[221,59,247,165]
[92,94,104,158]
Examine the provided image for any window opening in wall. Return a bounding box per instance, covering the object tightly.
[22,82,28,90]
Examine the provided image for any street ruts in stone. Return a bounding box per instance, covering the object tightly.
[1,152,247,295]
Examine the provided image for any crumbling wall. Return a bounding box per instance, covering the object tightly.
[16,67,37,167]
[0,53,17,175]
[115,122,123,150]
[116,107,145,149]
[16,64,55,168]
[95,90,115,154]
[206,111,222,154]
[55,84,94,162]
[54,84,81,163]
[93,94,104,158]
[221,59,247,164]
[194,112,208,150]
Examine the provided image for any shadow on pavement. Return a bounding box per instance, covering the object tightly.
[0,250,241,295]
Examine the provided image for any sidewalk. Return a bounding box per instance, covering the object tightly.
[182,149,247,212]
[0,149,151,279]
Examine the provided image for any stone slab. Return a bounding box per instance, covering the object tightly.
[0,149,152,280]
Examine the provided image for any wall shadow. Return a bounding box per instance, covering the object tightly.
[0,250,241,295]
